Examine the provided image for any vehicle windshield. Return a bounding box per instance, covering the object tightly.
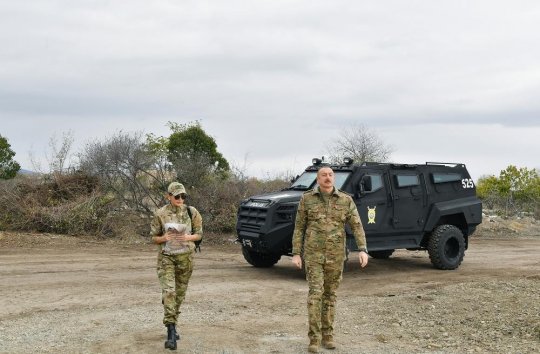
[289,171,351,190]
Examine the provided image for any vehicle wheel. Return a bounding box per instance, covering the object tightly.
[428,225,465,270]
[369,250,395,259]
[242,246,281,268]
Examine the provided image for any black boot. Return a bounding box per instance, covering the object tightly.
[164,323,177,350]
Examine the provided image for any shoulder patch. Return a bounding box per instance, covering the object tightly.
[303,188,315,195]
[336,189,353,197]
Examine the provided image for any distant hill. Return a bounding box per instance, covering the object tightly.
[18,169,38,175]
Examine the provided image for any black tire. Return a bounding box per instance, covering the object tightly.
[242,247,281,268]
[369,250,395,259]
[428,225,465,270]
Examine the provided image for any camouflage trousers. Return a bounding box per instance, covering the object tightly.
[157,252,194,325]
[305,253,344,342]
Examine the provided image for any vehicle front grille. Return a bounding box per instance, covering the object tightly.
[276,204,296,224]
[238,206,268,231]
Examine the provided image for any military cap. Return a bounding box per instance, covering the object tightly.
[167,182,186,196]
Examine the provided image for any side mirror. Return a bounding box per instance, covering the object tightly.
[290,175,299,183]
[359,175,372,195]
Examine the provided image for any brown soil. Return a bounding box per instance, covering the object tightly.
[0,226,539,354]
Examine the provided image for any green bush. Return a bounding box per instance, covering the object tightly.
[477,165,540,217]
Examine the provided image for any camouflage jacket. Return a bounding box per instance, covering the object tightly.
[149,204,203,254]
[292,186,366,258]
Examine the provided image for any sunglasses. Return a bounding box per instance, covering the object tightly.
[169,193,186,200]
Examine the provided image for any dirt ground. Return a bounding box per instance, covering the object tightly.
[0,223,539,354]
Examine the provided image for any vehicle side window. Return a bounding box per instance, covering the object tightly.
[395,174,419,188]
[364,174,383,193]
[432,173,461,184]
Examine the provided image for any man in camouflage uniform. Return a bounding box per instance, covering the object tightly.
[291,166,368,353]
[150,182,203,350]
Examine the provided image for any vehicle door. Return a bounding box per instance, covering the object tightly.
[389,170,426,231]
[354,171,392,236]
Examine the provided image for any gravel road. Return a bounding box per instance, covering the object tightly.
[0,232,539,353]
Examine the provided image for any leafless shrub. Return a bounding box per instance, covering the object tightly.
[29,130,75,174]
[0,173,113,235]
[24,194,113,235]
[3,128,296,238]
[327,123,393,163]
[100,210,151,240]
[480,191,539,218]
[79,131,169,215]
[185,171,289,233]
[48,131,75,174]
[0,178,26,229]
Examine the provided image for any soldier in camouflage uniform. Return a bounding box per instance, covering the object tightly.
[150,182,203,350]
[291,167,368,353]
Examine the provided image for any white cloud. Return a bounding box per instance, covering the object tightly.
[1,1,539,179]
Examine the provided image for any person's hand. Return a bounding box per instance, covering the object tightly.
[162,231,174,242]
[291,255,302,269]
[176,234,192,242]
[359,251,369,268]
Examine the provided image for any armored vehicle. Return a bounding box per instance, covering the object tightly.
[236,158,482,270]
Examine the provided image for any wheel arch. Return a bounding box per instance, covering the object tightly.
[424,201,480,248]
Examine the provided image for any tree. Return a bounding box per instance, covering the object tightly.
[477,165,540,215]
[326,123,393,164]
[79,131,166,214]
[166,121,230,188]
[476,175,500,200]
[0,135,21,179]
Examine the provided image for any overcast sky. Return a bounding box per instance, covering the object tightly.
[1,1,539,181]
